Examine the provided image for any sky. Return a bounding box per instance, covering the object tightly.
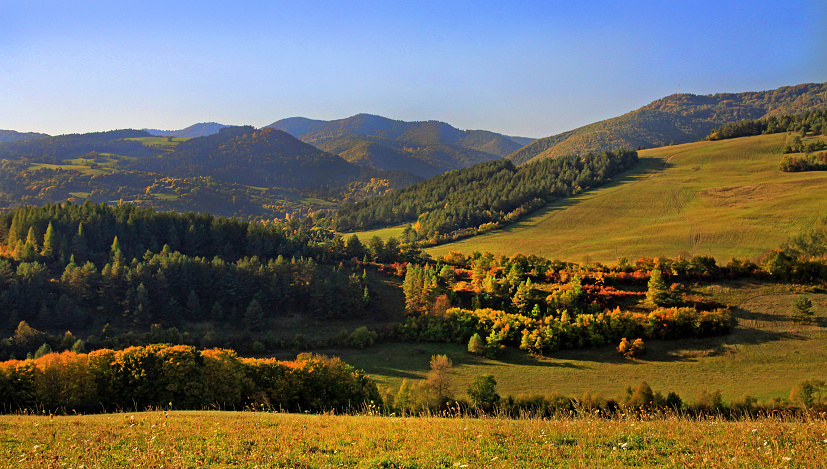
[1,0,825,138]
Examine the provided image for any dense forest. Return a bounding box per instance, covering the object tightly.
[0,130,156,162]
[332,149,638,240]
[510,82,827,164]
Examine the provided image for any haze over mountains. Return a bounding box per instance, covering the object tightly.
[509,82,827,164]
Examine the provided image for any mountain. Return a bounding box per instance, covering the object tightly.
[510,82,827,165]
[143,122,229,138]
[0,130,50,143]
[268,114,534,178]
[131,125,417,190]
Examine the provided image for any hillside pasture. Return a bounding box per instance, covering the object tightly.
[427,133,827,263]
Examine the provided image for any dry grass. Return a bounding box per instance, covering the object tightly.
[1,411,826,468]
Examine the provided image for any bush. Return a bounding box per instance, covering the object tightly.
[617,338,645,358]
[347,326,378,349]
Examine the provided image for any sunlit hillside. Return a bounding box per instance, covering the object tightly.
[427,133,827,263]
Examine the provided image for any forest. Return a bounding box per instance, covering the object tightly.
[705,108,827,141]
[332,148,638,240]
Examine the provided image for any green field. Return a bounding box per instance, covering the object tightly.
[2,411,825,468]
[331,282,827,403]
[349,224,407,241]
[126,136,189,147]
[27,162,114,176]
[426,133,827,263]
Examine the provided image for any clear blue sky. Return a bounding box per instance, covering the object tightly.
[2,0,825,137]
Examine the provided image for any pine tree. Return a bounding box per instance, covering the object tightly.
[645,269,671,307]
[41,222,59,259]
[186,290,201,319]
[244,299,265,331]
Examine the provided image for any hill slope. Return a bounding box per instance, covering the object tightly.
[269,114,534,178]
[510,82,827,164]
[0,129,50,143]
[428,132,827,262]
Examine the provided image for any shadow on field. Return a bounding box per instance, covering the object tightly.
[492,157,672,235]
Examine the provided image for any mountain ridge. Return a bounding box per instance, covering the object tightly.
[509,82,827,165]
[268,113,535,178]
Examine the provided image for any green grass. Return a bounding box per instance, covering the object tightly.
[427,133,827,264]
[331,284,827,403]
[27,163,113,176]
[1,411,825,468]
[126,136,189,147]
[349,224,408,241]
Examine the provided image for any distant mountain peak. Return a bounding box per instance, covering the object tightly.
[143,122,230,138]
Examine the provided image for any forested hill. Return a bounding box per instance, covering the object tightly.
[0,129,155,162]
[0,130,50,143]
[131,126,386,190]
[268,114,534,178]
[510,82,827,165]
[143,122,229,138]
[332,148,638,242]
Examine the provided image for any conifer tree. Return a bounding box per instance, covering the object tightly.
[244,299,265,331]
[41,222,59,259]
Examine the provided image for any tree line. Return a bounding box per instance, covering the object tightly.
[0,346,379,414]
[705,109,827,141]
[331,149,639,240]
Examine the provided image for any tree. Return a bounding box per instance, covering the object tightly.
[467,374,499,410]
[791,296,815,324]
[511,278,532,314]
[41,222,59,259]
[244,299,265,331]
[467,333,485,355]
[396,379,413,413]
[790,379,825,408]
[645,269,673,307]
[426,354,453,404]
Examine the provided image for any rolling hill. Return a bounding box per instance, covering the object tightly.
[426,132,827,263]
[269,114,534,178]
[0,129,50,143]
[510,82,827,164]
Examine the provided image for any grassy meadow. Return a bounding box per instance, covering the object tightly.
[425,133,827,263]
[2,411,826,468]
[331,282,827,403]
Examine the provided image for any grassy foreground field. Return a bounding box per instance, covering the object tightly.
[332,283,827,402]
[2,411,826,468]
[426,133,827,263]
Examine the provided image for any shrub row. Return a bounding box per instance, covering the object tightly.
[0,345,379,414]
